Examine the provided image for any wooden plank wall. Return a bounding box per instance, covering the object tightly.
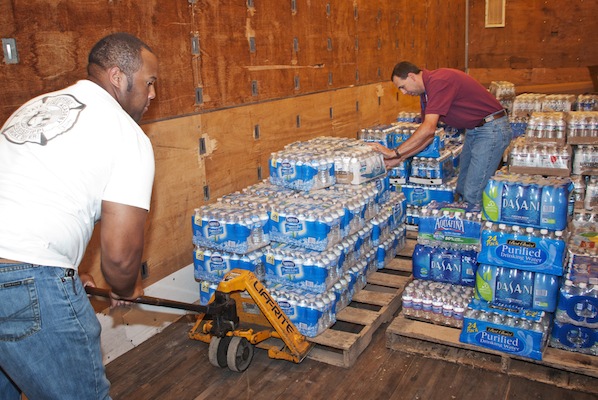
[467,0,598,91]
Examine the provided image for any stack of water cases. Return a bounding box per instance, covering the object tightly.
[510,93,578,137]
[550,210,598,355]
[568,110,598,212]
[359,116,463,232]
[192,137,407,338]
[508,112,572,177]
[458,172,572,360]
[403,200,482,328]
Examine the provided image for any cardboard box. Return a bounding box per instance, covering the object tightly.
[459,299,551,361]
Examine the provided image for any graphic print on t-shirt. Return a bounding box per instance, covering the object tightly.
[1,94,85,145]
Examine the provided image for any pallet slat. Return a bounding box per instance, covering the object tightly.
[335,307,379,325]
[366,271,410,288]
[385,257,413,273]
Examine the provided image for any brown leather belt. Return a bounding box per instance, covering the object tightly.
[476,109,507,127]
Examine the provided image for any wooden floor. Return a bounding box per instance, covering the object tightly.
[105,314,597,400]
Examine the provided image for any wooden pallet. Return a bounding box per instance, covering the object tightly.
[305,256,412,368]
[386,313,598,394]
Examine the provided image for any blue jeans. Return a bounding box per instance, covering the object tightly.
[456,116,513,205]
[0,263,111,400]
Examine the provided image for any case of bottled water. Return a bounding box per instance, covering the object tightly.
[408,149,458,185]
[333,148,386,186]
[554,280,598,328]
[401,279,473,328]
[358,124,396,147]
[550,320,597,355]
[508,136,572,177]
[360,121,446,158]
[412,244,478,286]
[192,203,270,254]
[574,95,598,112]
[265,281,337,337]
[482,173,572,231]
[567,111,598,145]
[269,151,336,191]
[564,250,598,285]
[399,179,457,207]
[459,298,552,361]
[417,201,483,249]
[542,94,577,112]
[193,246,265,282]
[572,145,598,176]
[268,198,344,251]
[512,93,545,120]
[524,112,567,144]
[478,222,567,276]
[475,264,560,312]
[396,111,421,123]
[263,242,343,293]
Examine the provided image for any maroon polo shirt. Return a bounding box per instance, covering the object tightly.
[421,68,504,129]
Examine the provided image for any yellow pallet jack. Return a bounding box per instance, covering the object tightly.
[86,269,313,372]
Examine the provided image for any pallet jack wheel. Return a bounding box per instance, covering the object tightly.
[226,336,254,372]
[208,336,232,368]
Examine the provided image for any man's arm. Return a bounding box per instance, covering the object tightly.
[100,200,147,300]
[378,113,440,169]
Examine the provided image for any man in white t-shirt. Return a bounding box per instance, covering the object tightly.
[0,32,158,400]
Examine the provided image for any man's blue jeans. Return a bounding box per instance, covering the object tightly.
[0,263,111,400]
[457,116,513,205]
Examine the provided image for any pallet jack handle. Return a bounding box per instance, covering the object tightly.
[85,286,209,314]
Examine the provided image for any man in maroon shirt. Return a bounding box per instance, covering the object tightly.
[371,61,513,205]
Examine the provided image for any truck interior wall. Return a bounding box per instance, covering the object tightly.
[1,0,595,289]
[467,0,597,91]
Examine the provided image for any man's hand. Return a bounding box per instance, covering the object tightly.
[79,272,97,288]
[367,142,398,159]
[109,278,144,308]
[384,158,404,170]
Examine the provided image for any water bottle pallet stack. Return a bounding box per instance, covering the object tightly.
[359,117,463,232]
[509,93,598,138]
[550,210,598,355]
[192,137,409,346]
[386,175,596,390]
[455,172,572,360]
[401,201,483,329]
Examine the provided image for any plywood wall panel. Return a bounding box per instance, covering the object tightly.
[468,0,598,70]
[326,1,359,88]
[0,0,195,123]
[469,67,593,88]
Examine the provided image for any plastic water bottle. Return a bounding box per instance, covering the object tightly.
[402,286,414,317]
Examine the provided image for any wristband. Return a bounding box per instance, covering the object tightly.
[394,148,401,158]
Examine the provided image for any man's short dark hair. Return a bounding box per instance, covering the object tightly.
[88,33,153,91]
[391,61,421,81]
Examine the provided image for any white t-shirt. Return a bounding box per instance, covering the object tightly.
[0,80,155,269]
